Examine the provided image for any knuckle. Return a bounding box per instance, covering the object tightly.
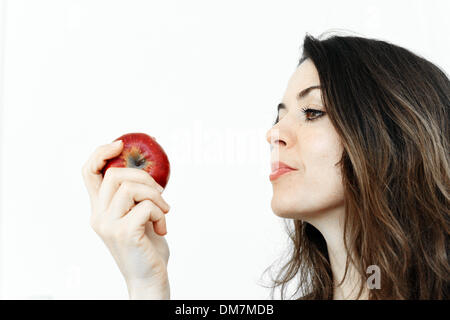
[113,226,128,241]
[141,200,158,219]
[154,193,169,211]
[141,199,153,211]
[160,195,169,206]
[146,186,158,198]
[153,208,164,220]
[119,181,133,196]
[121,180,133,190]
[82,161,94,179]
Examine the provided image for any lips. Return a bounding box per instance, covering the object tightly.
[269,161,298,181]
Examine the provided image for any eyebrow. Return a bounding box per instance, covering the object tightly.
[277,85,322,113]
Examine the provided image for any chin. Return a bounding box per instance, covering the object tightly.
[270,197,303,219]
[270,192,344,220]
[272,202,346,227]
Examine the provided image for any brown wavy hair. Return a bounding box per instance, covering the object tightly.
[263,32,450,300]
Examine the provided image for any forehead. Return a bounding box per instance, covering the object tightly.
[283,58,321,103]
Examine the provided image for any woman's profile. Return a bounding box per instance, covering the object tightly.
[82,32,449,300]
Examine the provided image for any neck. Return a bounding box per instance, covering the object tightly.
[304,206,369,300]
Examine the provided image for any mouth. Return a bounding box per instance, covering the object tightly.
[269,161,298,182]
[269,167,297,181]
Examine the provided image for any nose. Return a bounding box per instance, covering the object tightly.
[266,125,287,148]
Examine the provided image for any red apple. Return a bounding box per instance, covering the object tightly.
[102,133,170,189]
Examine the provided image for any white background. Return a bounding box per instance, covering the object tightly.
[0,0,449,299]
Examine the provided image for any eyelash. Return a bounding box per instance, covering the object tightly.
[273,106,325,125]
[300,107,325,122]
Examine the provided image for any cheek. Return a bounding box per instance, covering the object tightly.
[271,130,344,218]
[306,131,343,177]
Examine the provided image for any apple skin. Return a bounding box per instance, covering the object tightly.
[102,133,170,189]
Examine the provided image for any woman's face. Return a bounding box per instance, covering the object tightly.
[266,59,345,219]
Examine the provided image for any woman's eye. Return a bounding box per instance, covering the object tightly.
[273,107,325,125]
[300,107,325,122]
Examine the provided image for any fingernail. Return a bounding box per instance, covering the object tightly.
[112,140,123,147]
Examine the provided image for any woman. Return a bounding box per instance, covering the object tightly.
[82,33,449,300]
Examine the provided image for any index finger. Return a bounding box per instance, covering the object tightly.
[81,140,123,198]
[98,167,165,211]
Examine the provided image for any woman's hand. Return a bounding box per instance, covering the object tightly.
[82,140,171,299]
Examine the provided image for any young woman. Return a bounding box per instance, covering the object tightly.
[82,33,449,300]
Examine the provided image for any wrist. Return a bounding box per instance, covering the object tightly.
[126,275,170,300]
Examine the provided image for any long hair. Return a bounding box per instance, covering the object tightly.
[263,32,450,299]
